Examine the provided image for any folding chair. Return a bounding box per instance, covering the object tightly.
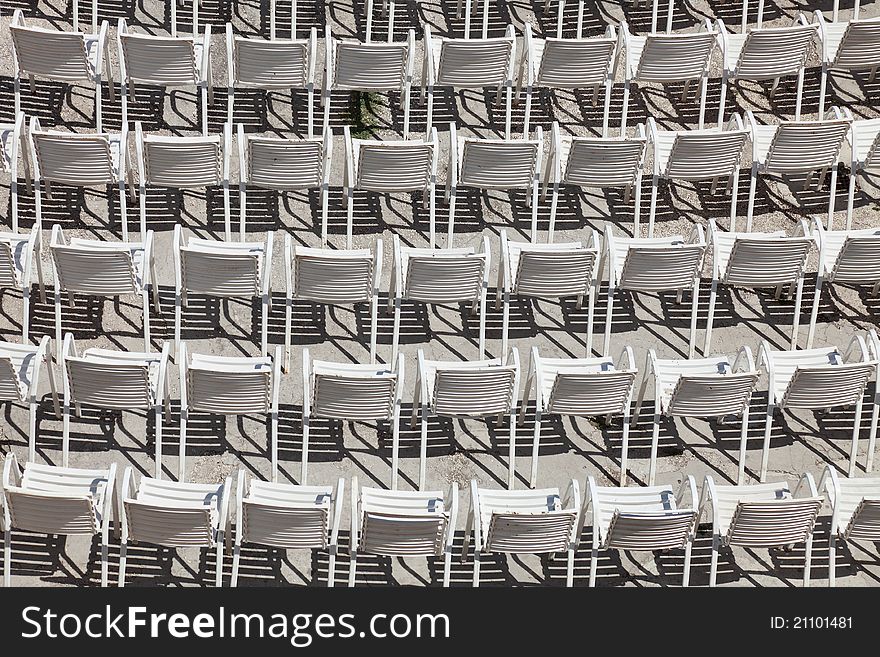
[60,334,169,476]
[758,336,875,481]
[172,225,274,358]
[818,465,880,586]
[232,471,345,586]
[834,108,880,226]
[645,115,748,237]
[349,478,458,586]
[807,219,880,349]
[581,475,698,586]
[543,121,646,240]
[463,479,581,586]
[301,348,404,487]
[342,125,438,248]
[118,467,231,587]
[716,20,817,125]
[118,18,213,135]
[29,117,133,239]
[617,21,717,133]
[238,125,331,241]
[179,343,282,482]
[2,454,116,586]
[0,226,45,340]
[0,336,60,462]
[600,223,706,358]
[323,27,415,137]
[497,229,600,358]
[49,225,160,359]
[412,349,520,489]
[422,25,516,138]
[516,24,618,137]
[521,345,637,487]
[284,235,383,365]
[388,234,490,364]
[699,474,822,586]
[704,218,814,354]
[225,24,318,136]
[745,110,850,230]
[447,124,543,247]
[10,11,113,133]
[1,114,28,232]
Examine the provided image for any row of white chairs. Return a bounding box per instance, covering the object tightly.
[10,10,880,142]
[3,452,877,587]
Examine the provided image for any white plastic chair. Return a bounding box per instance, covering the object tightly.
[581,475,698,586]
[284,235,383,366]
[645,115,748,237]
[349,478,459,586]
[818,465,880,586]
[225,24,318,136]
[633,346,758,485]
[600,223,706,358]
[616,21,717,133]
[698,474,822,586]
[118,467,231,587]
[237,125,331,243]
[0,336,60,462]
[543,121,646,240]
[704,218,814,354]
[29,117,133,239]
[1,114,29,232]
[61,334,170,474]
[10,11,113,133]
[757,336,875,481]
[521,345,637,487]
[462,479,581,586]
[388,234,489,364]
[447,124,543,247]
[497,228,600,358]
[118,18,213,135]
[172,225,274,359]
[2,453,116,587]
[716,20,817,126]
[179,343,282,483]
[135,122,231,239]
[516,24,618,137]
[49,225,160,359]
[302,348,404,487]
[343,126,438,248]
[412,349,520,489]
[745,110,850,231]
[0,226,45,340]
[232,471,345,586]
[834,108,880,227]
[422,25,516,138]
[323,27,415,137]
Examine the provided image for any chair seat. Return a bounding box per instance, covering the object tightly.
[0,123,17,174]
[592,483,679,540]
[750,123,778,166]
[477,486,562,534]
[189,352,273,374]
[311,359,394,378]
[0,232,32,289]
[764,347,842,402]
[722,33,749,72]
[710,481,792,538]
[421,356,506,407]
[609,234,686,282]
[64,237,147,290]
[247,480,333,508]
[822,21,849,63]
[79,347,164,397]
[713,230,788,279]
[536,355,615,406]
[819,227,880,276]
[851,119,880,165]
[0,340,40,401]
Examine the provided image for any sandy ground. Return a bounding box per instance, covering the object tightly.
[1,0,880,587]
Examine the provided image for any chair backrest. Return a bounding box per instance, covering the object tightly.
[763,120,850,172]
[536,37,616,87]
[125,477,221,547]
[723,237,812,285]
[459,139,539,189]
[666,372,758,416]
[332,41,408,90]
[143,135,222,188]
[51,244,139,295]
[781,361,874,408]
[0,241,22,289]
[605,509,696,550]
[726,497,822,547]
[513,248,596,297]
[619,244,704,291]
[241,481,331,549]
[562,137,644,187]
[312,371,396,420]
[634,32,716,82]
[830,235,880,283]
[403,253,485,303]
[833,19,880,69]
[246,137,324,189]
[359,487,446,557]
[663,130,748,180]
[233,36,310,87]
[433,367,516,417]
[436,36,515,87]
[732,25,816,78]
[293,248,375,303]
[180,246,261,296]
[32,131,117,186]
[65,357,153,409]
[0,356,24,402]
[844,498,880,541]
[186,362,272,414]
[547,369,636,416]
[11,25,91,81]
[121,33,198,84]
[355,141,433,192]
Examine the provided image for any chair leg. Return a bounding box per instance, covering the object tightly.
[302,413,310,484]
[682,536,693,587]
[548,183,559,242]
[327,548,336,587]
[738,403,750,485]
[704,278,718,355]
[849,395,864,478]
[746,164,758,232]
[530,408,541,489]
[846,168,857,230]
[717,76,728,129]
[828,535,837,587]
[261,295,269,358]
[501,290,510,358]
[443,549,452,587]
[21,287,29,342]
[709,534,719,587]
[154,405,164,482]
[507,410,516,490]
[588,547,598,587]
[603,285,615,356]
[231,543,241,586]
[826,162,839,229]
[867,394,879,473]
[619,80,630,137]
[472,550,480,587]
[447,186,457,248]
[346,187,354,250]
[803,533,813,587]
[271,410,279,484]
[620,411,631,486]
[419,403,429,491]
[118,540,127,587]
[760,402,775,481]
[62,396,71,468]
[4,529,11,587]
[101,533,109,587]
[215,541,223,587]
[688,280,699,358]
[648,175,659,237]
[177,408,187,483]
[28,400,37,463]
[649,411,661,485]
[348,550,357,587]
